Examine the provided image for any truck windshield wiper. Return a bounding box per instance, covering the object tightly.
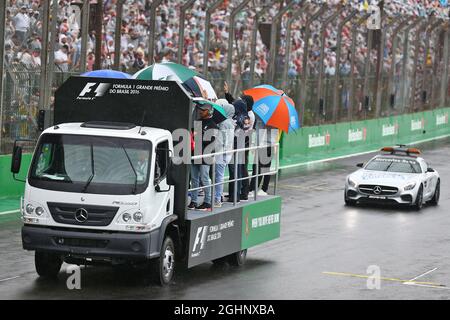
[122,145,138,194]
[82,143,95,193]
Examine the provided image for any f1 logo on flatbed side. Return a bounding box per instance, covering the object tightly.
[77,82,110,100]
[192,226,208,257]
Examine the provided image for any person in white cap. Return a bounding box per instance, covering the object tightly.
[12,6,30,44]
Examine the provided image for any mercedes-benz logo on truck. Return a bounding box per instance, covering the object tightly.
[74,208,89,223]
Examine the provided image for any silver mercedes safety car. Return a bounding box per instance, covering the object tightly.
[344,146,440,210]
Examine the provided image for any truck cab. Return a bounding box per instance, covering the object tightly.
[24,122,174,233]
[18,121,180,284]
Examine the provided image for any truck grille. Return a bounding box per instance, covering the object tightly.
[358,185,399,196]
[47,202,119,227]
[53,236,109,248]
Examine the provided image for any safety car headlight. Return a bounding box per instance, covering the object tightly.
[348,177,357,188]
[404,182,416,191]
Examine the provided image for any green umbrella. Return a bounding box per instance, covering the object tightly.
[132,62,198,82]
[193,98,227,123]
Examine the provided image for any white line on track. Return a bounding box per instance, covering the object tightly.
[403,283,450,290]
[0,276,20,283]
[408,268,438,282]
[402,268,450,289]
[0,209,20,216]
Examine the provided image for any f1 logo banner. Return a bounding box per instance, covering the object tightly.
[77,82,111,100]
[187,208,242,268]
[192,226,208,257]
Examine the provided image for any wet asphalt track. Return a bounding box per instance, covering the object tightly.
[1,138,450,299]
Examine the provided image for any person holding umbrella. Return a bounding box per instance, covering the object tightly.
[223,81,255,201]
[243,84,300,195]
[249,122,280,196]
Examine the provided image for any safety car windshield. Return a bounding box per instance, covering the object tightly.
[364,157,422,174]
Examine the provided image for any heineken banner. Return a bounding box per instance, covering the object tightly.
[281,108,450,167]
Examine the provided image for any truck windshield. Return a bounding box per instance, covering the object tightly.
[29,134,152,195]
[365,157,422,174]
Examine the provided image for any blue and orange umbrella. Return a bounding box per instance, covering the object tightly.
[243,84,299,133]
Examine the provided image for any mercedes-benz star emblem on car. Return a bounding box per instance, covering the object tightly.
[75,208,88,223]
[373,186,382,195]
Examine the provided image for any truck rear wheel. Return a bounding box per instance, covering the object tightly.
[227,249,247,267]
[35,251,62,278]
[212,256,228,266]
[151,236,175,286]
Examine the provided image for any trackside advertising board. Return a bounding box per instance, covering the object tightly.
[281,108,450,166]
[186,196,282,268]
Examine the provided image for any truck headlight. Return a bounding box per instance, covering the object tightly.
[348,177,357,188]
[122,213,132,222]
[404,182,416,191]
[133,212,143,223]
[35,207,44,216]
[26,204,35,215]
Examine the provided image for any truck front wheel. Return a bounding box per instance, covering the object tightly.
[35,251,62,278]
[151,236,175,286]
[227,249,247,267]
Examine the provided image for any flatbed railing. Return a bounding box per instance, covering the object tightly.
[188,142,280,211]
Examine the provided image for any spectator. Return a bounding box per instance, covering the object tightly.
[17,44,33,68]
[12,5,30,44]
[131,49,146,73]
[54,44,70,72]
[160,47,175,63]
[86,51,95,71]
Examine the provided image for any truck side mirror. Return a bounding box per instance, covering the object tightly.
[38,110,46,131]
[154,162,171,193]
[11,145,23,174]
[356,163,364,168]
[166,157,179,186]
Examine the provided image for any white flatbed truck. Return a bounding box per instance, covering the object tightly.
[11,76,282,285]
